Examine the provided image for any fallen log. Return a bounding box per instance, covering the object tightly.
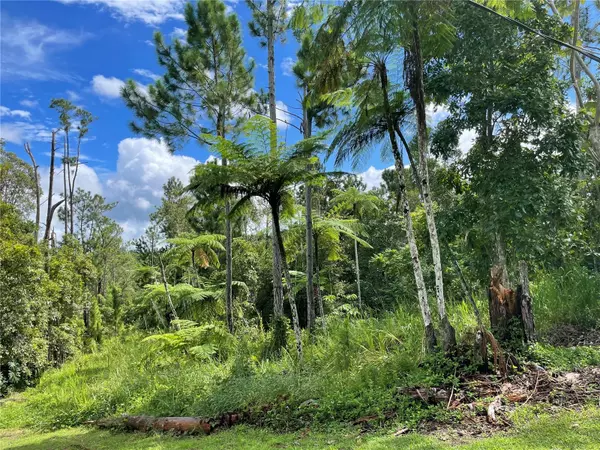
[90,414,241,435]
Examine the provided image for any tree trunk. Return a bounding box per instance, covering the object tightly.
[24,142,40,243]
[225,199,234,333]
[159,255,179,328]
[494,232,509,286]
[272,204,303,360]
[354,238,362,310]
[304,102,315,330]
[409,20,456,353]
[70,136,83,235]
[63,139,68,237]
[379,63,436,352]
[44,131,57,241]
[314,233,325,331]
[272,232,285,318]
[518,260,535,344]
[65,130,74,235]
[267,0,276,126]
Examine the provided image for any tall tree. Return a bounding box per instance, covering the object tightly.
[23,143,41,242]
[403,1,457,351]
[247,0,289,321]
[189,116,327,359]
[319,1,438,351]
[330,187,378,310]
[123,0,255,334]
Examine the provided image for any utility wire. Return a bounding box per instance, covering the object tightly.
[466,0,600,64]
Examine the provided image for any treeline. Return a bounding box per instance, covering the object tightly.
[2,0,600,393]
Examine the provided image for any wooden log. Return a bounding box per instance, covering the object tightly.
[93,415,211,435]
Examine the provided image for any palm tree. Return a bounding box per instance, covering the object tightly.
[330,187,378,310]
[188,116,327,359]
[318,1,437,351]
[287,213,371,329]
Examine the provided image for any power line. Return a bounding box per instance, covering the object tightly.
[466,0,600,64]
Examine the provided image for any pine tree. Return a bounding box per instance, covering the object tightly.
[123,0,255,334]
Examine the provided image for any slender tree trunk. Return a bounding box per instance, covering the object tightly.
[267,0,276,126]
[24,142,40,243]
[272,230,285,318]
[70,136,82,235]
[44,131,57,241]
[314,233,325,331]
[63,139,68,237]
[379,64,436,352]
[570,0,584,112]
[159,254,179,328]
[272,204,303,359]
[303,102,315,330]
[225,197,234,333]
[354,238,362,310]
[64,130,74,235]
[409,21,456,352]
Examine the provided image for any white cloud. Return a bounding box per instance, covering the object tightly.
[458,129,477,154]
[0,121,52,144]
[0,14,91,81]
[91,75,125,98]
[275,100,292,130]
[144,39,155,47]
[359,165,394,190]
[0,106,31,120]
[426,103,450,127]
[170,27,187,40]
[133,68,160,81]
[105,137,199,224]
[20,99,39,109]
[36,137,201,240]
[281,57,295,77]
[66,90,81,102]
[58,0,186,25]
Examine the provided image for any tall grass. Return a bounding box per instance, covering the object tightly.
[2,267,597,432]
[0,309,452,431]
[533,266,600,333]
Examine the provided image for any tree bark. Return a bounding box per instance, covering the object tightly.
[24,142,40,243]
[64,129,74,235]
[272,232,285,318]
[518,260,535,344]
[314,233,325,331]
[44,131,57,242]
[267,0,276,126]
[494,232,509,286]
[63,139,68,237]
[379,63,436,352]
[303,100,315,330]
[272,203,303,360]
[409,19,456,353]
[354,238,362,310]
[159,254,179,328]
[70,135,83,236]
[225,198,234,333]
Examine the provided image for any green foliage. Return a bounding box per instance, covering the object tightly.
[533,267,600,333]
[529,344,600,372]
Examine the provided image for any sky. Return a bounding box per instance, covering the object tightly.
[0,0,469,240]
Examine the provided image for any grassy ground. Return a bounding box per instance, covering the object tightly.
[1,407,599,449]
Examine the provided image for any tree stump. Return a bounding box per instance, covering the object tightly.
[488,263,535,346]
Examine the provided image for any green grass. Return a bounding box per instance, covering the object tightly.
[533,267,600,333]
[2,407,599,449]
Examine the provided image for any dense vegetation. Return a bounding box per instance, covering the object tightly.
[1,0,600,446]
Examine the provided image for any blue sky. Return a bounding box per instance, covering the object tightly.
[0,0,449,239]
